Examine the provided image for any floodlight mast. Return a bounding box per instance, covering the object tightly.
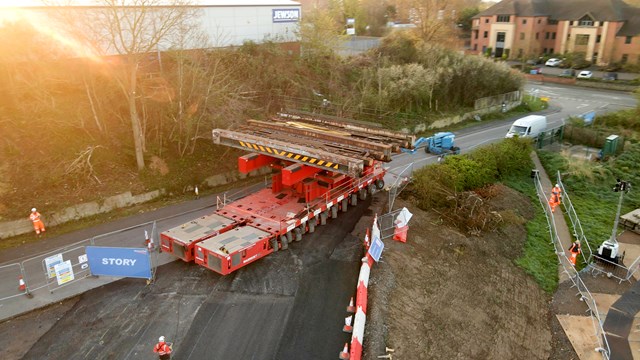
[610,179,630,245]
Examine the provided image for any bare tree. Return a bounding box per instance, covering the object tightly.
[51,0,200,170]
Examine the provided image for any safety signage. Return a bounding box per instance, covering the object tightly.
[368,217,384,262]
[581,111,596,125]
[45,253,64,279]
[368,232,384,262]
[86,246,152,279]
[54,260,75,285]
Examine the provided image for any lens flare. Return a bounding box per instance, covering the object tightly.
[0,4,103,62]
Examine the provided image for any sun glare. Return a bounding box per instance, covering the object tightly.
[0,3,103,62]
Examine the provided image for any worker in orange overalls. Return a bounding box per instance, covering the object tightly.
[29,208,46,236]
[568,240,581,266]
[548,194,559,212]
[154,336,172,360]
[552,183,562,205]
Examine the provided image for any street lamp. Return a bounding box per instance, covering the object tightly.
[597,179,631,262]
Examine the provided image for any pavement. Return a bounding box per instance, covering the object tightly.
[0,183,268,322]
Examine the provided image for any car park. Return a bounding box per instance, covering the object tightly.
[577,70,593,79]
[603,72,618,81]
[559,69,576,77]
[545,58,562,67]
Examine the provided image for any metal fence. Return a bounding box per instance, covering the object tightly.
[556,172,639,283]
[377,208,404,241]
[0,221,160,306]
[533,171,610,359]
[474,90,522,110]
[557,171,594,264]
[535,125,565,149]
[387,163,414,212]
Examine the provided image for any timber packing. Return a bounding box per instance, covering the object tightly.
[212,115,410,178]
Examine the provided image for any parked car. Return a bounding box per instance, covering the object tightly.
[545,58,562,67]
[577,70,593,79]
[559,69,576,77]
[603,72,618,81]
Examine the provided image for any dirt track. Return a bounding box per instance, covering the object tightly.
[365,185,566,360]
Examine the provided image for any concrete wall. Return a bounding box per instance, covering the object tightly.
[0,167,272,240]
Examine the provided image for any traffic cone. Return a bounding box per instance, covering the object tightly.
[18,276,26,292]
[346,297,356,313]
[343,315,353,333]
[364,228,370,249]
[339,343,350,360]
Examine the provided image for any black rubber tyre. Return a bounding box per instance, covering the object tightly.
[375,179,385,190]
[280,234,288,250]
[341,199,348,213]
[350,193,358,206]
[270,237,278,252]
[331,205,338,219]
[294,227,302,241]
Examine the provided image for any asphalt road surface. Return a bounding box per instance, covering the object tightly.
[18,195,377,360]
[3,82,637,360]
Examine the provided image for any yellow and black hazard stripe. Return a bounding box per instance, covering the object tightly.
[238,140,343,171]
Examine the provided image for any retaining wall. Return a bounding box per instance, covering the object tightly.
[0,167,271,240]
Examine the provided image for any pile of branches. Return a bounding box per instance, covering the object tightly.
[435,189,503,236]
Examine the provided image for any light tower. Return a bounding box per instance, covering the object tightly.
[597,179,631,262]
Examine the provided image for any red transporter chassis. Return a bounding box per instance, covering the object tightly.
[161,162,385,275]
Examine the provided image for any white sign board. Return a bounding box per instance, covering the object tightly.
[78,254,88,264]
[54,260,75,285]
[45,253,64,279]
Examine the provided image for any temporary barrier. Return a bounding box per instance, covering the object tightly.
[0,263,27,301]
[533,170,610,359]
[42,245,92,293]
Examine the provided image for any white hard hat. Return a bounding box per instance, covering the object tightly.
[555,184,559,187]
[159,336,165,342]
[31,208,36,212]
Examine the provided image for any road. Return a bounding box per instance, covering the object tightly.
[384,83,637,184]
[2,83,638,360]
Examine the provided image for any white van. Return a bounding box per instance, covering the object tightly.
[505,115,547,138]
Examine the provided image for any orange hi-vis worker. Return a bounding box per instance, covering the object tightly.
[568,240,581,266]
[29,208,46,236]
[552,183,563,204]
[154,336,172,360]
[548,194,559,212]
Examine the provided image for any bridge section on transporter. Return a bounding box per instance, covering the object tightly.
[160,113,415,275]
[534,166,640,360]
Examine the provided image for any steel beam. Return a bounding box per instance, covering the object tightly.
[247,119,393,161]
[212,129,365,177]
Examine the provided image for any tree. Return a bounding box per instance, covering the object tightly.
[456,7,479,32]
[53,0,200,170]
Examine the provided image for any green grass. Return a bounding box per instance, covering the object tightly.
[504,176,559,293]
[538,145,640,256]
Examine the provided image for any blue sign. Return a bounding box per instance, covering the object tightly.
[581,111,596,125]
[368,233,384,262]
[86,246,151,279]
[272,9,300,23]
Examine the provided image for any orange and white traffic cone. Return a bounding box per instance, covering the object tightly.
[339,343,350,360]
[343,315,353,333]
[18,276,26,292]
[346,297,356,313]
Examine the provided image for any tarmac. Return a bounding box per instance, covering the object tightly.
[0,150,638,359]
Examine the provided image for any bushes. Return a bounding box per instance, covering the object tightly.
[412,137,533,210]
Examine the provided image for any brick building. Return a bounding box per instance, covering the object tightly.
[470,0,640,66]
